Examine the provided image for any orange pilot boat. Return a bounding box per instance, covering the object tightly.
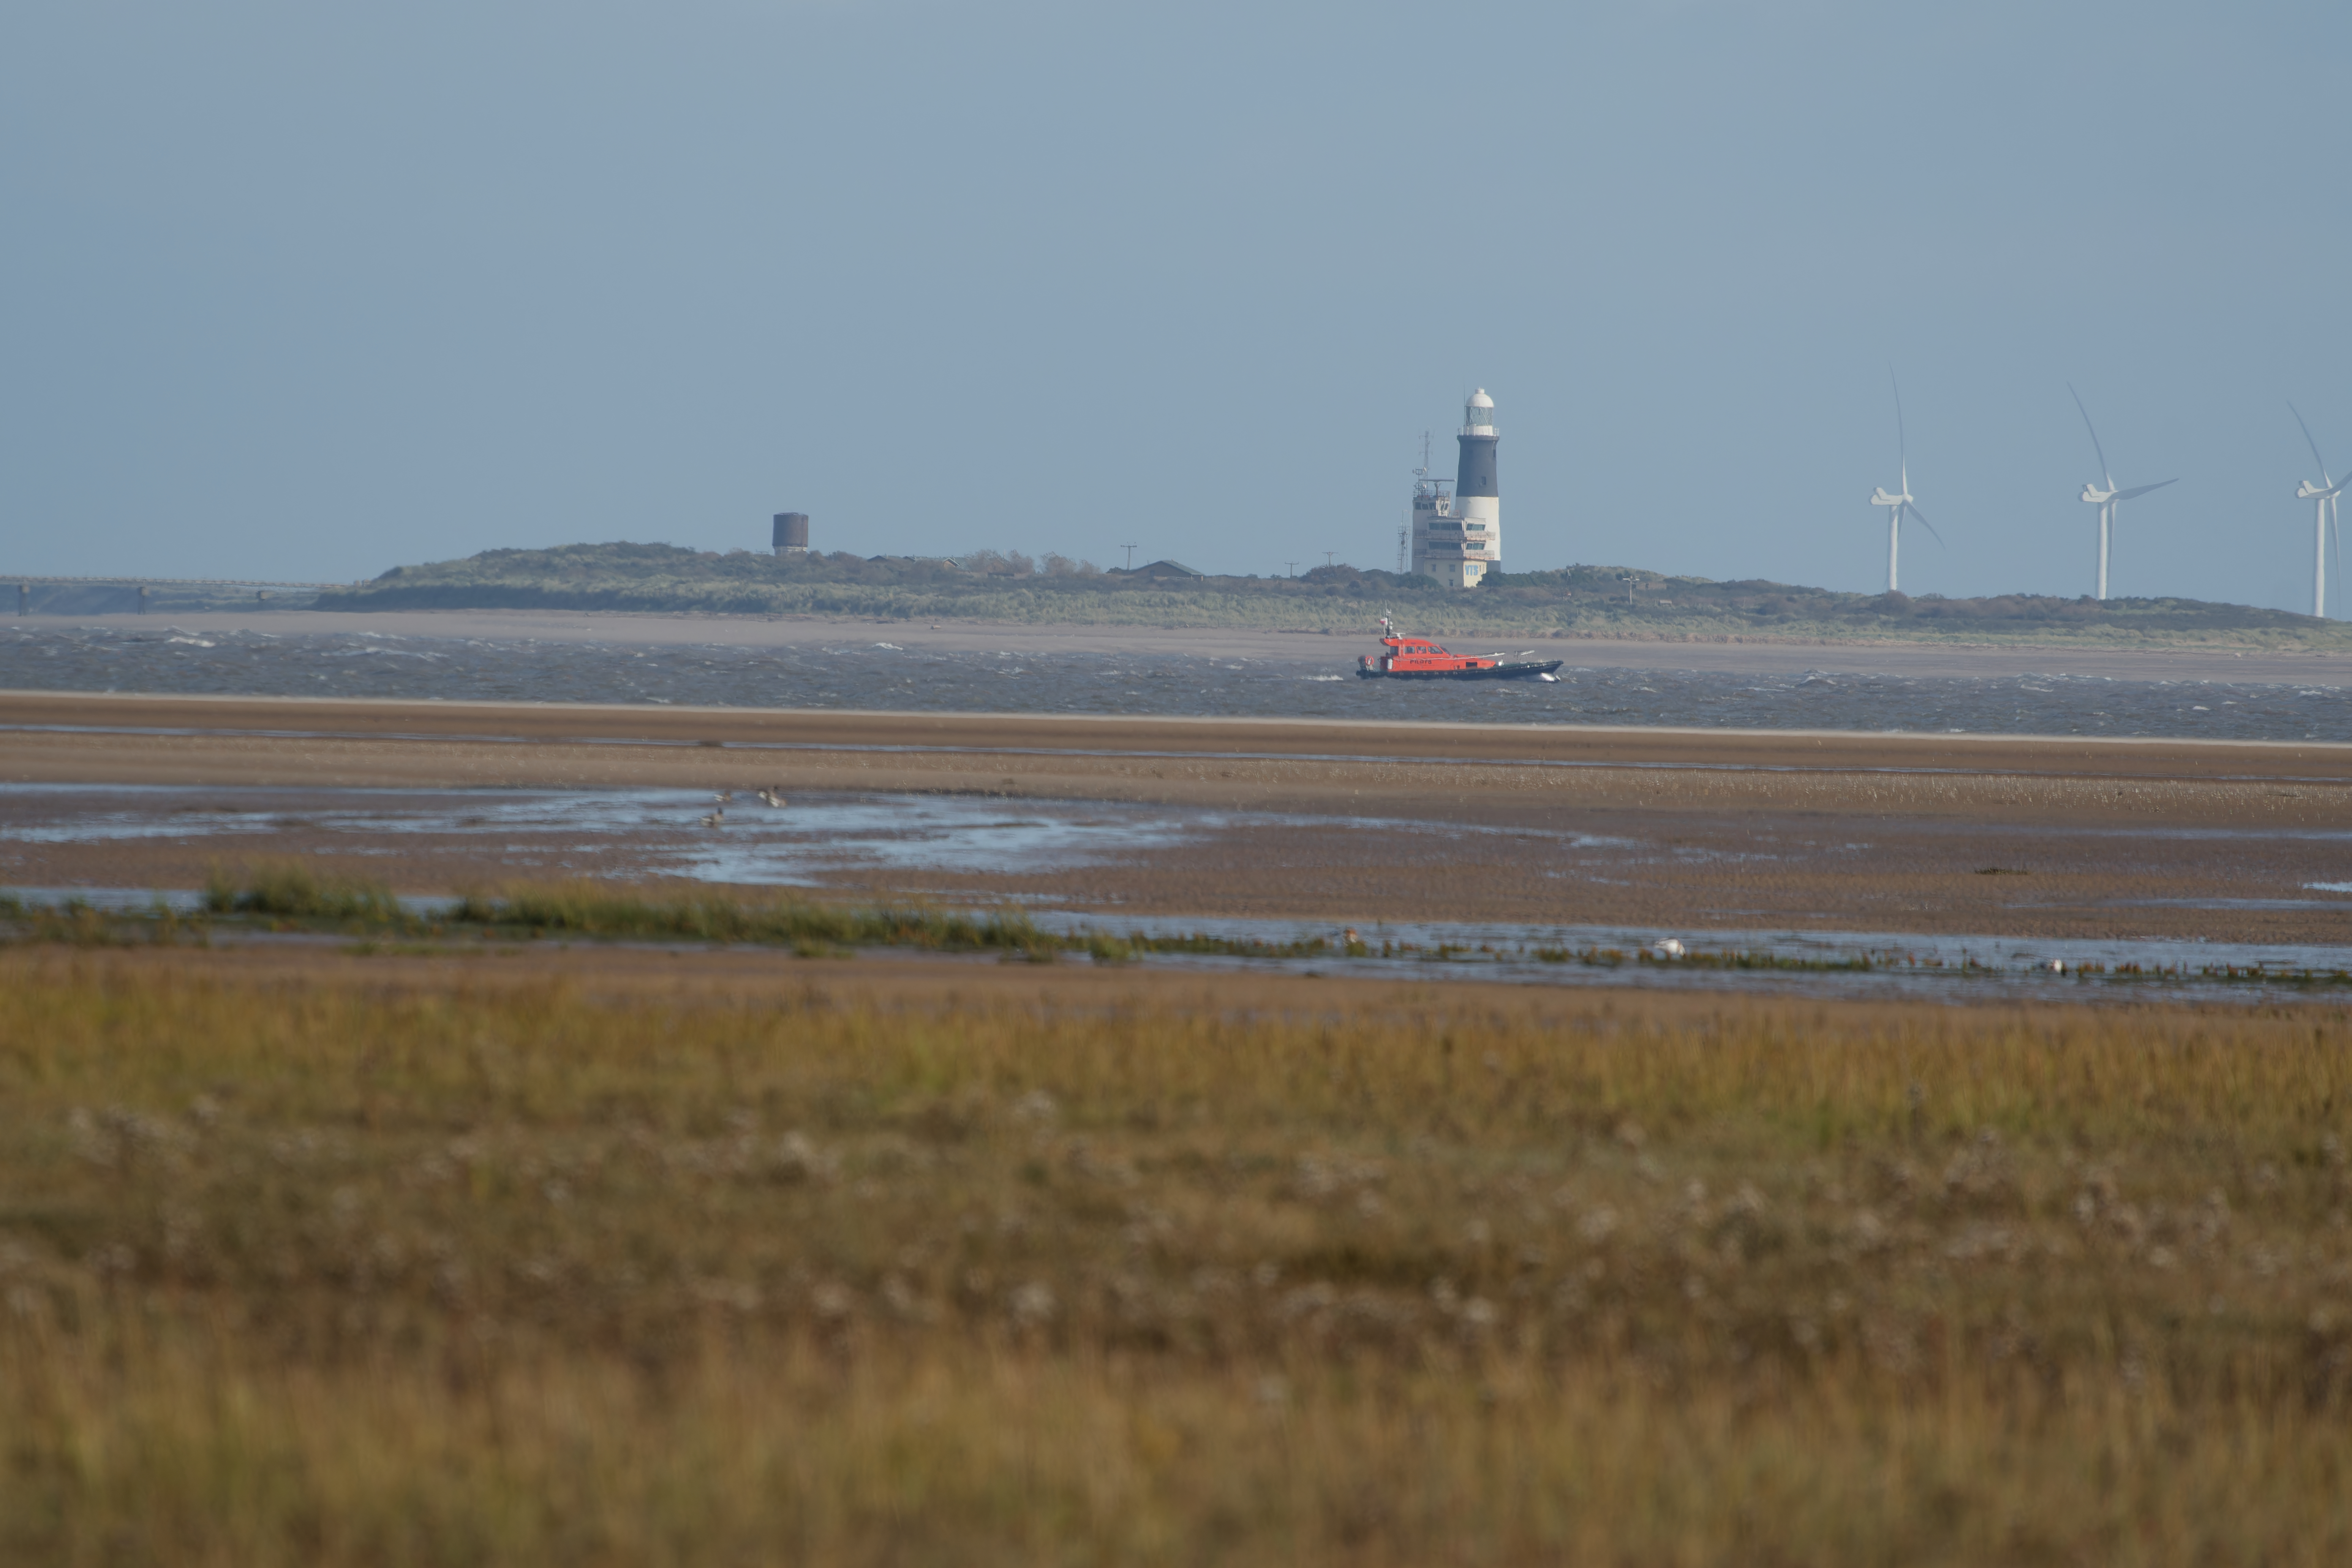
[1356,617,1563,682]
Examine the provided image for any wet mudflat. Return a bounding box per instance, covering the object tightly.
[5,780,2351,975]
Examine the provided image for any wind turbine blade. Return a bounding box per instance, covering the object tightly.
[1903,501,1948,550]
[2113,478,2178,501]
[1891,368,1906,465]
[2069,383,2113,489]
[2292,401,2334,489]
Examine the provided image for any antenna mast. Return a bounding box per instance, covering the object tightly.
[1402,430,1434,574]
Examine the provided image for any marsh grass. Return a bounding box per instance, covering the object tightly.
[203,859,403,921]
[2,949,2349,1563]
[27,870,2349,996]
[0,899,200,949]
[451,879,1057,955]
[41,866,1309,965]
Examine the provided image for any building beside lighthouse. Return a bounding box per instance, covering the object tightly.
[1408,389,1501,587]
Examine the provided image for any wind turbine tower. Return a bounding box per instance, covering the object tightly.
[2070,386,2177,601]
[1867,375,1940,592]
[2292,404,2344,620]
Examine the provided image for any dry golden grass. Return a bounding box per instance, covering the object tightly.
[3,945,2349,1564]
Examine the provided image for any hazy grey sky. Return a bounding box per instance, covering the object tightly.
[5,2,2349,610]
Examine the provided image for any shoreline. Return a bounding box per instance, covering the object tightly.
[11,608,2350,683]
[8,688,2351,779]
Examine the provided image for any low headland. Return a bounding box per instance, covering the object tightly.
[41,540,2347,650]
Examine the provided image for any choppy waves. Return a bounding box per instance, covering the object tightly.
[1,623,2347,740]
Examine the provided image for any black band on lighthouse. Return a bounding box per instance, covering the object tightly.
[1456,434,1498,500]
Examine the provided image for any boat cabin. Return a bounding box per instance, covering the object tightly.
[1361,619,1499,675]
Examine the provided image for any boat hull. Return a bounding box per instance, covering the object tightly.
[1357,660,1564,681]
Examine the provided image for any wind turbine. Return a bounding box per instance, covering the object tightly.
[1867,374,1943,592]
[2069,385,2177,601]
[2291,403,2344,620]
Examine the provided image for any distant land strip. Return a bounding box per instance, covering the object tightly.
[311,543,2352,648]
[14,540,2338,649]
[16,540,2352,649]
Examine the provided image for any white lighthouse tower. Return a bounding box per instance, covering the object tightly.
[1410,389,1501,587]
[1454,389,1500,583]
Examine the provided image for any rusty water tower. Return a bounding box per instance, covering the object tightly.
[772,512,810,555]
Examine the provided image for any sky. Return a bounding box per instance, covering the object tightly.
[4,1,2350,610]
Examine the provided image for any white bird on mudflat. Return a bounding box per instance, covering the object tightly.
[756,788,787,808]
[1654,938,1685,958]
[713,790,733,804]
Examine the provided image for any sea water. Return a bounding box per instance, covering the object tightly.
[3,623,2347,740]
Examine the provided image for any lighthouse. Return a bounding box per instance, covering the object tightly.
[1454,389,1500,584]
[1409,389,1501,587]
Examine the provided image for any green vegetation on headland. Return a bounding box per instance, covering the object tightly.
[308,541,2352,648]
